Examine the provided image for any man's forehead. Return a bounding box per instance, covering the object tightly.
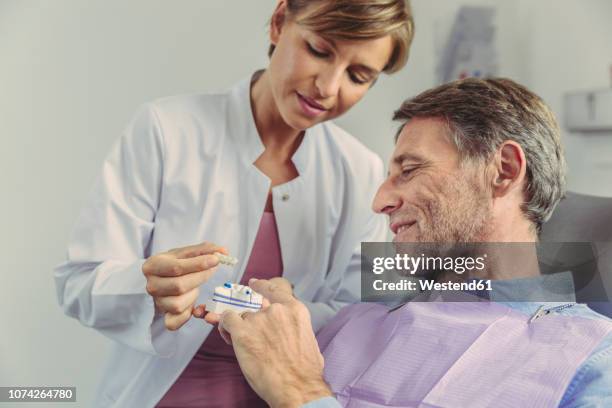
[390,117,456,165]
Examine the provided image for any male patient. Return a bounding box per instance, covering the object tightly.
[213,78,612,407]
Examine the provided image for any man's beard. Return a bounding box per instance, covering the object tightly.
[391,170,494,278]
[399,172,493,273]
[418,171,493,244]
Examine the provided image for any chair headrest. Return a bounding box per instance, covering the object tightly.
[539,192,612,317]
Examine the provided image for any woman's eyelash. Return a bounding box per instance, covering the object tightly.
[306,41,370,85]
[349,72,369,85]
[307,42,328,58]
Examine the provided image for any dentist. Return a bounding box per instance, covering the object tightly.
[54,1,414,407]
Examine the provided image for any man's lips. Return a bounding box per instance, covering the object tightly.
[297,92,329,111]
[390,220,416,234]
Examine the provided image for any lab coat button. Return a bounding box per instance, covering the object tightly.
[281,193,290,201]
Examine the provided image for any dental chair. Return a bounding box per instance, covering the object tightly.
[539,192,612,318]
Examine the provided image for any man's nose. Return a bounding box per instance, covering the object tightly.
[315,67,343,98]
[372,179,402,215]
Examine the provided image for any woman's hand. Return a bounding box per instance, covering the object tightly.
[142,242,227,331]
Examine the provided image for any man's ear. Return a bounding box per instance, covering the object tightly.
[491,140,527,198]
[270,0,288,46]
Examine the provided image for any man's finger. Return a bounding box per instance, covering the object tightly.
[191,304,222,324]
[261,298,270,309]
[220,310,247,336]
[269,277,294,293]
[248,278,293,304]
[204,311,221,325]
[218,323,232,345]
[171,242,228,259]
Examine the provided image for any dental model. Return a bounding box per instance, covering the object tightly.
[209,282,264,314]
[214,252,238,266]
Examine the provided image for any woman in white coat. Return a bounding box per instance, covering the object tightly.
[54,1,414,407]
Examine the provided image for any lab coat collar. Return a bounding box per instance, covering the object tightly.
[228,77,265,166]
[228,74,317,175]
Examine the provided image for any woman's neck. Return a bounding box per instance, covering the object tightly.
[250,70,304,157]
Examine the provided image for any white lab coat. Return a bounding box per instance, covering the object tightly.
[54,77,386,407]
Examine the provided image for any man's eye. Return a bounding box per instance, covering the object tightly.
[306,42,329,58]
[401,168,415,177]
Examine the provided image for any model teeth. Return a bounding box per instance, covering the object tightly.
[214,252,238,266]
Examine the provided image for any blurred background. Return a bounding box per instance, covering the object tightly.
[1,0,611,406]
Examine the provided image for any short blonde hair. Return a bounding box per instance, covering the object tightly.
[268,0,415,74]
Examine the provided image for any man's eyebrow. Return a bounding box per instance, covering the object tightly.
[387,153,426,177]
[392,152,426,166]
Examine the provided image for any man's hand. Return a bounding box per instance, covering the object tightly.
[193,277,292,339]
[142,242,226,330]
[220,278,333,408]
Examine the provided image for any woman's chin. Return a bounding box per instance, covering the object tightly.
[283,111,321,131]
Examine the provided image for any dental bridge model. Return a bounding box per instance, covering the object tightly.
[209,252,263,314]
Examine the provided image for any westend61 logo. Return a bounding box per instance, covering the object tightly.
[361,243,494,302]
[361,242,603,303]
[369,252,492,295]
[372,253,487,275]
[361,242,502,303]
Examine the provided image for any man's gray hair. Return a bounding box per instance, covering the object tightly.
[394,77,566,233]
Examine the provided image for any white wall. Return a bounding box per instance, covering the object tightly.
[337,0,527,168]
[516,0,612,197]
[2,1,611,407]
[1,1,274,406]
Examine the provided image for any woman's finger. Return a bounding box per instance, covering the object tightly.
[171,242,227,259]
[164,306,193,331]
[192,304,207,318]
[148,268,217,296]
[155,287,199,315]
[176,254,220,275]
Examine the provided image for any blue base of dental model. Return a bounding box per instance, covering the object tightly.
[209,282,263,314]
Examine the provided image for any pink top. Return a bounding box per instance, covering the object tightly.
[156,212,283,407]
